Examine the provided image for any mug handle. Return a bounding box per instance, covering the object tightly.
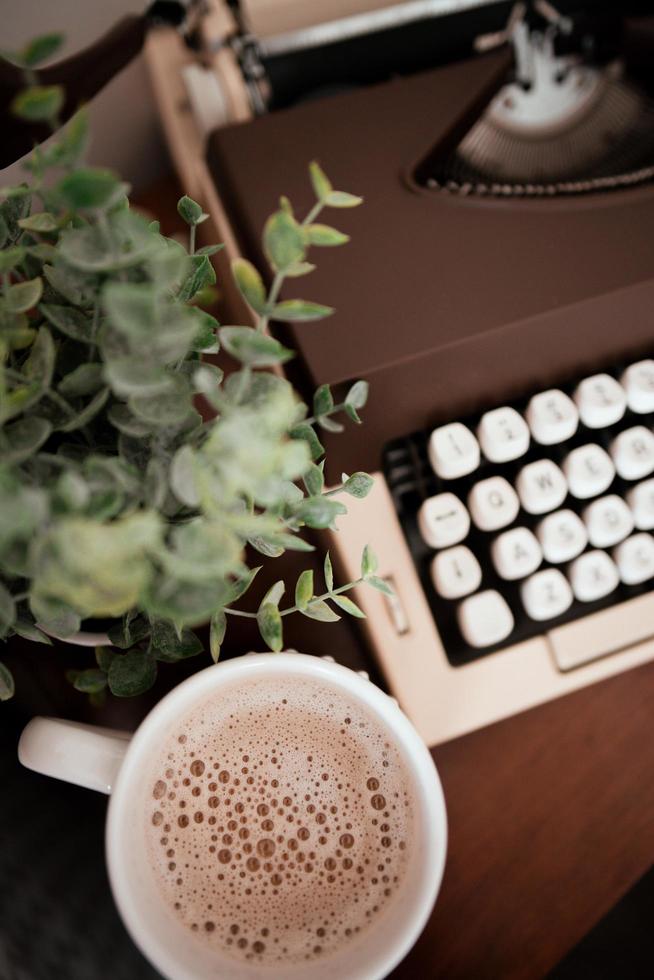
[18,717,131,794]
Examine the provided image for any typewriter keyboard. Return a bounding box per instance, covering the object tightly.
[383,358,654,668]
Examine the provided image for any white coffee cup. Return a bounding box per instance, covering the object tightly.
[18,652,447,979]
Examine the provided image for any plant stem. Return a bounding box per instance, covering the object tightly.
[189,224,196,256]
[256,199,325,335]
[303,401,347,427]
[223,577,364,620]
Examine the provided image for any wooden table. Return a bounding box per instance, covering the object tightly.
[5,175,653,979]
[394,661,654,979]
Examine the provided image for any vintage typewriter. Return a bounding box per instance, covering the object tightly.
[147,0,654,745]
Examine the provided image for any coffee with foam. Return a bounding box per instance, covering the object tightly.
[146,674,415,966]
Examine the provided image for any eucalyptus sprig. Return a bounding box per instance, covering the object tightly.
[0,34,383,704]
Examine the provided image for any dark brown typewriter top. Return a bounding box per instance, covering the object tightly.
[207,33,654,472]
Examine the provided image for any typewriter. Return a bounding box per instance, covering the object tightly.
[147,0,654,745]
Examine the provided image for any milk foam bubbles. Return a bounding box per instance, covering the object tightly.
[145,675,414,965]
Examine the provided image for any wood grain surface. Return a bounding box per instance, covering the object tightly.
[392,661,654,979]
[5,175,651,979]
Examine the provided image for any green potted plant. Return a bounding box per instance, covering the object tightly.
[0,34,390,704]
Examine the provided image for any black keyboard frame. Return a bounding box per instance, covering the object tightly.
[382,358,654,668]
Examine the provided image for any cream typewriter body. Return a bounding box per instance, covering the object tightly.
[146,1,654,746]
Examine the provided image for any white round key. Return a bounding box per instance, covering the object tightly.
[428,422,480,480]
[627,478,654,530]
[491,527,542,580]
[569,550,619,602]
[477,407,530,463]
[563,443,615,499]
[583,494,633,548]
[537,509,588,563]
[457,590,514,648]
[621,360,654,414]
[610,426,654,481]
[521,568,573,621]
[574,373,626,429]
[418,493,470,549]
[526,389,578,445]
[431,545,481,599]
[516,459,567,515]
[613,533,654,585]
[468,476,520,532]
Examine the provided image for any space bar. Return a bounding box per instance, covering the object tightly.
[548,593,654,672]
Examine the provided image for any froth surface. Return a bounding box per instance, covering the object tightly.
[145,675,414,965]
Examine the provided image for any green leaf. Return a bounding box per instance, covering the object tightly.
[2,416,51,465]
[11,85,64,122]
[12,619,52,645]
[232,258,267,314]
[313,384,334,417]
[58,363,105,397]
[324,552,334,592]
[0,246,26,274]
[271,299,333,322]
[263,210,306,272]
[279,195,294,216]
[42,264,86,306]
[18,212,58,232]
[367,575,394,596]
[248,536,284,558]
[293,496,347,529]
[14,33,64,67]
[261,580,285,608]
[49,109,89,168]
[103,281,156,336]
[294,569,313,610]
[57,168,121,209]
[309,161,333,202]
[108,648,157,697]
[6,277,42,313]
[196,244,224,257]
[325,190,363,208]
[95,646,115,672]
[257,602,283,652]
[23,326,55,388]
[301,598,340,622]
[107,615,151,650]
[342,472,374,499]
[317,415,344,433]
[29,595,80,639]
[128,386,193,427]
[0,662,14,701]
[104,360,175,397]
[285,261,316,278]
[332,594,366,618]
[303,461,325,497]
[39,303,91,342]
[210,610,226,662]
[178,253,216,303]
[225,566,262,604]
[26,243,56,262]
[219,326,294,367]
[150,621,204,662]
[305,224,349,247]
[268,533,315,553]
[0,583,16,638]
[361,544,378,578]
[177,195,204,226]
[57,387,109,433]
[71,668,108,695]
[290,423,324,461]
[346,379,369,409]
[188,308,219,353]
